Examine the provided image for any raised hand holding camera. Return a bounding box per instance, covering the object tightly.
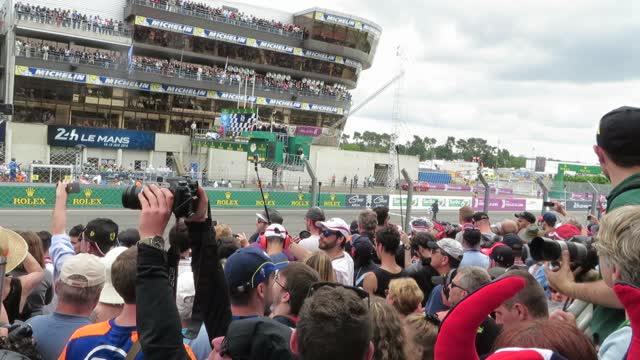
[137,185,174,239]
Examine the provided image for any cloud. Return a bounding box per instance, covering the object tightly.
[240,0,639,163]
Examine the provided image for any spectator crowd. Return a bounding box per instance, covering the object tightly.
[130,56,351,100]
[141,0,302,37]
[14,2,127,36]
[0,107,639,360]
[15,39,121,68]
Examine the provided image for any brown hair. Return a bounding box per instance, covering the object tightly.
[370,297,407,360]
[277,262,319,316]
[304,252,336,283]
[388,278,423,316]
[214,224,233,239]
[111,247,137,304]
[493,319,597,360]
[18,231,45,268]
[498,270,549,319]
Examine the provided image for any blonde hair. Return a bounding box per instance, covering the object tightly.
[595,205,640,286]
[404,313,439,360]
[304,252,336,283]
[370,298,407,360]
[388,278,423,316]
[214,224,233,239]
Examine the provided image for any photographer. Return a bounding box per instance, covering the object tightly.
[546,106,640,344]
[135,185,231,359]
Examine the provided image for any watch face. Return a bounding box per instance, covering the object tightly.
[152,237,164,249]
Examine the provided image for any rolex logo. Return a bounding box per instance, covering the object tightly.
[264,193,270,200]
[330,193,336,201]
[84,189,92,198]
[225,192,232,199]
[297,193,304,201]
[26,188,36,197]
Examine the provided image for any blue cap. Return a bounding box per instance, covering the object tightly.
[542,212,557,226]
[224,247,288,291]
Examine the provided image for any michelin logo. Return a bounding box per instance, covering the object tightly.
[256,41,294,53]
[206,30,247,44]
[34,69,85,82]
[325,14,356,27]
[149,19,193,33]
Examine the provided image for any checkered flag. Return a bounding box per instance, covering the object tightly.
[226,113,258,135]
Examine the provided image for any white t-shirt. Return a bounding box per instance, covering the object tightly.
[332,251,354,286]
[299,234,320,252]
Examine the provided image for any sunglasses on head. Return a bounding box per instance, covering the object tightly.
[307,282,370,308]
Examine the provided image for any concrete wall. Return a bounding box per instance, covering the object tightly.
[310,146,420,185]
[9,122,48,164]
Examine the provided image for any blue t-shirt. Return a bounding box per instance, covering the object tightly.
[183,323,211,360]
[426,285,449,314]
[27,312,91,360]
[460,249,490,269]
[8,161,17,173]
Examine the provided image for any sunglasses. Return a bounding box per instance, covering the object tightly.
[321,230,340,237]
[307,282,370,308]
[448,281,468,292]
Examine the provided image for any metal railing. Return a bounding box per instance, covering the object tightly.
[131,62,352,104]
[131,0,304,40]
[14,10,131,38]
[16,48,125,70]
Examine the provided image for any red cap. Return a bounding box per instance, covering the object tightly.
[481,242,505,256]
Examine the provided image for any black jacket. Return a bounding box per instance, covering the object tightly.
[136,219,231,359]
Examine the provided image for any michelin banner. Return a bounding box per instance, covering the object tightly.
[15,66,345,115]
[314,11,381,37]
[133,15,362,70]
[389,195,472,211]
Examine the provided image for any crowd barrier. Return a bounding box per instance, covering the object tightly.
[0,185,593,213]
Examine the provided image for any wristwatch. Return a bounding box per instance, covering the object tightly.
[139,236,165,250]
[403,244,411,251]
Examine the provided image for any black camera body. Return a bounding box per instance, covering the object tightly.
[530,235,599,279]
[122,177,199,218]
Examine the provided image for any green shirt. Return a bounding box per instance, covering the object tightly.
[593,172,640,344]
[606,172,640,212]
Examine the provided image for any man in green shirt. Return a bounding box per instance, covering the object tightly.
[546,106,640,345]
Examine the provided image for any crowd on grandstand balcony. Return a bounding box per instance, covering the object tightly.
[15,39,121,67]
[130,56,351,100]
[14,2,127,35]
[142,0,302,36]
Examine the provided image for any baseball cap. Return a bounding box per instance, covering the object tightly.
[551,224,581,240]
[219,317,293,360]
[224,247,288,292]
[84,218,119,254]
[99,246,128,304]
[316,218,350,238]
[0,229,28,273]
[542,213,557,227]
[410,218,432,232]
[480,242,506,256]
[491,245,515,267]
[256,208,284,225]
[518,224,541,243]
[428,238,464,260]
[502,233,523,250]
[350,236,376,261]
[305,206,325,222]
[472,212,490,222]
[514,212,536,225]
[264,224,287,239]
[596,106,640,157]
[60,253,106,288]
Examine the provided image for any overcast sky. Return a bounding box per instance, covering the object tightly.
[262,0,640,164]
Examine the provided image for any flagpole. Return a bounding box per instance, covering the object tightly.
[250,74,256,109]
[237,77,242,109]
[243,75,248,108]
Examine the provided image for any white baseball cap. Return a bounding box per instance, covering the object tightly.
[99,246,128,305]
[316,218,350,238]
[264,224,287,239]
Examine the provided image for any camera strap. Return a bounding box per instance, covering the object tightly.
[125,340,141,360]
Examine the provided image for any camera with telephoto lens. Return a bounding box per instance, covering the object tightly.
[0,321,42,359]
[122,177,199,218]
[530,236,599,280]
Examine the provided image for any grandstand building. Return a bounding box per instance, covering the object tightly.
[0,0,381,179]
